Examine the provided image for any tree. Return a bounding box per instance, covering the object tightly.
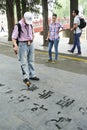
[68,0,78,44]
[42,0,48,46]
[21,0,27,16]
[15,0,21,21]
[6,0,15,41]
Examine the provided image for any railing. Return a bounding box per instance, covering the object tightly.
[33,18,70,33]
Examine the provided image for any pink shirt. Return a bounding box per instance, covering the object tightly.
[12,19,33,41]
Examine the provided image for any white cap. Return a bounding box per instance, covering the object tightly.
[24,12,32,24]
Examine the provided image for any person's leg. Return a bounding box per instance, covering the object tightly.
[28,42,36,78]
[71,34,77,52]
[75,33,81,54]
[54,38,59,60]
[18,42,29,80]
[48,40,54,61]
[28,43,39,80]
[2,27,5,32]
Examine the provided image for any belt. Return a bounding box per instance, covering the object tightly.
[19,41,28,43]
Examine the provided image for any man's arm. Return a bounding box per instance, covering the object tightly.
[12,25,19,54]
[12,39,18,54]
[71,17,79,31]
[71,23,78,31]
[46,31,50,40]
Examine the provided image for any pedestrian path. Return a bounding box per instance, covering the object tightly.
[0,31,87,130]
[0,32,87,57]
[0,54,87,130]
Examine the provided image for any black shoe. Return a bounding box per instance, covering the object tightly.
[68,50,73,53]
[29,76,40,81]
[76,52,81,55]
[23,78,31,86]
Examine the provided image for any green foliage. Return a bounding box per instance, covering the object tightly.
[54,0,87,18]
[53,0,70,18]
[0,0,41,14]
[0,0,6,13]
[26,0,40,13]
[79,0,87,16]
[53,0,62,9]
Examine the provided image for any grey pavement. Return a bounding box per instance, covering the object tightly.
[0,32,87,130]
[0,54,87,130]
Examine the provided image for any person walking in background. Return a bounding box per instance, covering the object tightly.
[46,13,64,63]
[0,21,5,32]
[12,12,39,88]
[68,9,82,55]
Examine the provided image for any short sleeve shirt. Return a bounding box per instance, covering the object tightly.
[74,15,81,34]
[49,22,63,40]
[12,19,33,41]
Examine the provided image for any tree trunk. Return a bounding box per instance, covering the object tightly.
[21,0,27,16]
[15,0,21,21]
[69,0,78,44]
[42,0,48,46]
[6,0,15,41]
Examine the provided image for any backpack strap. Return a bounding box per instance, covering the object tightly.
[16,23,33,37]
[30,24,34,34]
[16,23,23,38]
[30,24,33,28]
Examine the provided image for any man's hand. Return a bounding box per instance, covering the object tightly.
[71,28,74,31]
[13,44,18,54]
[28,41,31,45]
[12,39,18,54]
[71,24,78,31]
[46,37,49,41]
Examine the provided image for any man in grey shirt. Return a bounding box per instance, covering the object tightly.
[68,9,82,55]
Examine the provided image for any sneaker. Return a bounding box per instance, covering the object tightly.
[23,78,31,86]
[29,76,40,81]
[52,60,58,64]
[76,52,81,55]
[47,59,52,62]
[68,50,73,53]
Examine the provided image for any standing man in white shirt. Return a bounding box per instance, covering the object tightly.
[68,9,82,55]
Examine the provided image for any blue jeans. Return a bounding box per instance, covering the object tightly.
[71,33,81,53]
[48,38,59,60]
[18,42,36,80]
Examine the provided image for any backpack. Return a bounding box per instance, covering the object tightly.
[78,18,86,29]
